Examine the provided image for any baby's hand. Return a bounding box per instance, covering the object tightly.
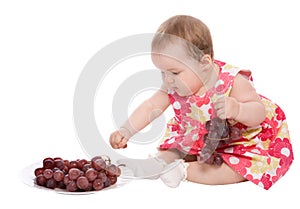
[109,130,129,149]
[214,96,240,120]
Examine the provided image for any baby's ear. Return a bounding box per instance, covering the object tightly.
[200,54,213,64]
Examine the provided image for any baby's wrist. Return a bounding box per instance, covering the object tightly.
[119,127,132,139]
[227,97,240,120]
[232,102,242,121]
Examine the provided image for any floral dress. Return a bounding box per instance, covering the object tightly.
[159,60,294,190]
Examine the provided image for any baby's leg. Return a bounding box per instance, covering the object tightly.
[116,149,181,179]
[155,149,182,163]
[187,161,246,185]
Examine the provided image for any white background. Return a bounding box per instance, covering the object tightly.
[1,0,299,208]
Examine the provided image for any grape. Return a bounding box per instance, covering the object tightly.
[82,163,92,172]
[36,174,47,186]
[63,174,71,185]
[34,156,120,192]
[62,165,69,174]
[54,159,65,170]
[76,176,89,190]
[97,171,108,183]
[34,167,44,177]
[91,157,106,171]
[206,118,230,140]
[106,164,121,177]
[53,170,64,182]
[85,183,93,191]
[205,120,211,131]
[103,178,111,188]
[77,159,88,170]
[92,179,104,191]
[66,180,78,192]
[109,175,118,185]
[63,160,70,167]
[43,158,54,169]
[221,125,229,139]
[230,126,242,140]
[56,181,66,189]
[43,169,53,179]
[68,168,81,180]
[46,178,56,189]
[85,168,98,182]
[214,154,223,166]
[69,161,78,169]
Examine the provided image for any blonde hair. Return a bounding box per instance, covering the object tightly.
[152,15,214,60]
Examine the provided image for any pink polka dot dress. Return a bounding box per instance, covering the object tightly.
[159,60,294,190]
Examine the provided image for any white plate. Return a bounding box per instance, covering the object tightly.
[21,162,134,195]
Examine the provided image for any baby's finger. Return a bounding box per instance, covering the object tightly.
[111,134,123,149]
[216,108,226,119]
[214,100,225,111]
[118,138,128,148]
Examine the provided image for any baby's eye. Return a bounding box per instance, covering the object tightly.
[172,72,179,75]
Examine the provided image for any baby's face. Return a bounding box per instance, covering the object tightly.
[151,44,207,97]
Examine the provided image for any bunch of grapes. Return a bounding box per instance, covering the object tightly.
[34,156,121,192]
[199,118,242,166]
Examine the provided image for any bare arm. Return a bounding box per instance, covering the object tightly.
[110,86,170,149]
[120,87,170,138]
[215,73,266,127]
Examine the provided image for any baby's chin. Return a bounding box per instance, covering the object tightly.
[174,89,191,97]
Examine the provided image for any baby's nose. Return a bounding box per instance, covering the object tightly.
[165,73,174,83]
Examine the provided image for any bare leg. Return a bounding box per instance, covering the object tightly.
[187,161,246,185]
[156,149,182,164]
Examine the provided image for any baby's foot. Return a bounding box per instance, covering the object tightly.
[117,157,167,179]
[159,159,188,188]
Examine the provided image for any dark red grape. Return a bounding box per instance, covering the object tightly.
[85,183,93,191]
[43,158,54,169]
[205,120,211,131]
[56,181,66,189]
[82,163,92,172]
[36,174,47,186]
[76,176,89,190]
[214,154,223,166]
[106,164,120,177]
[230,126,242,140]
[43,168,53,179]
[68,168,81,180]
[85,168,98,182]
[46,178,56,189]
[66,180,78,192]
[221,125,229,139]
[103,178,111,188]
[63,160,70,167]
[91,157,106,171]
[69,161,78,169]
[109,175,117,185]
[77,159,88,170]
[53,170,64,181]
[97,171,108,183]
[54,159,65,170]
[35,156,120,192]
[62,165,69,174]
[92,179,104,191]
[63,174,71,185]
[34,167,44,177]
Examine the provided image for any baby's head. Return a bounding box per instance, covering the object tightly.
[151,15,216,96]
[151,15,214,62]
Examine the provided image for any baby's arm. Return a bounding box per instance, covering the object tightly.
[110,86,170,149]
[215,73,266,127]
